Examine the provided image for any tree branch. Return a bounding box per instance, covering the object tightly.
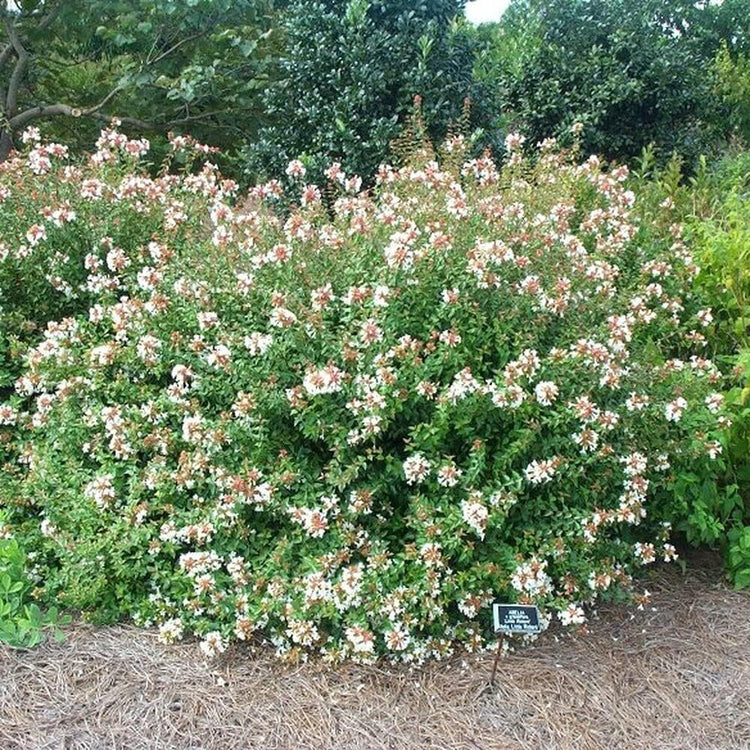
[8,95,224,133]
[37,0,67,33]
[0,1,232,159]
[0,0,65,78]
[8,84,123,130]
[0,43,12,72]
[3,16,30,117]
[86,85,123,115]
[147,31,206,67]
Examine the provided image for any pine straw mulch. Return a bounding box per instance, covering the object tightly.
[1,551,748,750]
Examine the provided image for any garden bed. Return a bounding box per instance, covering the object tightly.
[1,551,747,750]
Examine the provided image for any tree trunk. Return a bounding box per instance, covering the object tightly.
[0,128,13,161]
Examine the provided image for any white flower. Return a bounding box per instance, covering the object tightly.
[524,459,558,484]
[158,618,184,644]
[345,626,375,654]
[244,332,273,355]
[84,474,117,510]
[420,542,443,568]
[446,368,480,403]
[439,329,461,348]
[136,334,161,365]
[136,266,161,291]
[0,404,18,425]
[461,499,488,538]
[199,630,227,658]
[625,392,649,411]
[437,464,462,488]
[505,131,526,153]
[25,223,47,246]
[236,272,255,295]
[558,603,586,626]
[304,572,332,604]
[286,619,319,646]
[572,428,599,453]
[534,381,559,406]
[21,126,41,144]
[403,454,431,485]
[442,287,460,304]
[373,285,392,307]
[384,623,411,651]
[704,393,723,414]
[285,159,306,178]
[458,595,482,619]
[621,452,648,477]
[634,542,656,564]
[298,508,329,538]
[696,309,713,326]
[664,397,687,422]
[269,307,297,328]
[511,558,552,596]
[197,311,219,330]
[705,440,722,459]
[303,364,345,395]
[182,414,203,443]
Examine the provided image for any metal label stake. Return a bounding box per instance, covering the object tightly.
[489,634,504,685]
[489,603,542,685]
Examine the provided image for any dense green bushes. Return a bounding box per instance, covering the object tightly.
[243,0,749,182]
[1,3,747,666]
[474,0,749,165]
[688,152,749,585]
[0,538,69,648]
[242,0,479,184]
[0,127,737,661]
[713,42,750,143]
[624,146,749,585]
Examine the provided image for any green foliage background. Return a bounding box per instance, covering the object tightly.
[475,0,749,164]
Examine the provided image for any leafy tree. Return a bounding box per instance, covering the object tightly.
[243,0,479,183]
[0,0,280,161]
[713,41,750,142]
[478,0,749,163]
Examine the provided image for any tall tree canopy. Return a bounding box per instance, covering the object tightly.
[0,0,280,160]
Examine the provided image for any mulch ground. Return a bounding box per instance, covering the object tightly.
[1,551,748,750]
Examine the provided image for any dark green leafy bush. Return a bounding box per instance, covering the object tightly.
[689,152,749,587]
[476,0,749,164]
[713,42,750,143]
[243,0,479,184]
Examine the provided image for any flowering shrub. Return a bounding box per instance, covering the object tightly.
[0,126,220,389]
[0,126,730,663]
[625,148,748,587]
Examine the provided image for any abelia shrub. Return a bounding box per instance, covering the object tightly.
[0,126,223,390]
[0,126,730,663]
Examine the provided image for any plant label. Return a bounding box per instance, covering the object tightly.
[492,604,542,635]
